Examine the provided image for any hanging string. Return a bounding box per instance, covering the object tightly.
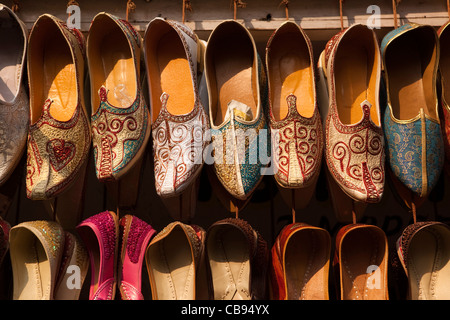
[279,0,289,20]
[182,0,192,24]
[233,0,246,20]
[447,0,450,19]
[339,0,344,30]
[291,190,296,223]
[411,201,417,224]
[11,0,19,13]
[392,0,401,29]
[126,0,136,21]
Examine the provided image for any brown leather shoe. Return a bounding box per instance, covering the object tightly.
[397,221,450,300]
[206,218,268,300]
[334,224,389,300]
[270,223,330,300]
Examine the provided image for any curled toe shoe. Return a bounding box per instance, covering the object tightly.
[118,214,156,300]
[77,210,119,300]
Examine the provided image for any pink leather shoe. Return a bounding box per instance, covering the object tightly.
[118,215,156,300]
[76,210,119,300]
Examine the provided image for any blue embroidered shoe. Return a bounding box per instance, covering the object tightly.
[381,23,444,198]
[204,20,269,201]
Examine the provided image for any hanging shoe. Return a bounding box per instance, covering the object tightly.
[76,210,119,300]
[88,12,150,182]
[9,220,65,300]
[25,14,91,200]
[266,21,323,194]
[334,224,389,300]
[270,222,330,300]
[118,214,156,300]
[204,20,269,201]
[318,24,384,204]
[54,231,89,300]
[397,221,450,300]
[0,5,28,186]
[145,221,205,300]
[206,218,269,300]
[381,23,443,198]
[438,22,450,178]
[144,18,208,198]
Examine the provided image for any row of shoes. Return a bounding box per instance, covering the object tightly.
[2,2,450,211]
[4,212,450,300]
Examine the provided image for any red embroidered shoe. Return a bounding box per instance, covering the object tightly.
[88,13,150,182]
[318,24,384,204]
[266,21,323,194]
[26,14,91,200]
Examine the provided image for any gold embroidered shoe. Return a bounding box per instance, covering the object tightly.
[26,14,91,200]
[204,20,269,201]
[318,24,384,203]
[266,21,323,196]
[0,5,28,186]
[144,18,208,197]
[88,12,150,182]
[145,221,206,300]
[9,220,65,300]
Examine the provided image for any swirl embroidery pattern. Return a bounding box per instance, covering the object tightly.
[152,92,208,196]
[91,86,148,181]
[271,94,323,188]
[325,100,384,202]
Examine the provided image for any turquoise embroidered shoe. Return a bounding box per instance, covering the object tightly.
[88,13,151,182]
[381,23,444,198]
[204,20,269,201]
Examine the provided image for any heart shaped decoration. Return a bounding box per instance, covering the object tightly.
[47,139,76,172]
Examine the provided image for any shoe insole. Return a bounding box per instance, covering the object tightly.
[408,227,450,300]
[285,229,328,300]
[11,231,51,300]
[0,21,22,103]
[211,36,256,126]
[341,229,386,300]
[100,32,136,109]
[386,31,436,120]
[155,31,194,121]
[42,33,77,123]
[269,31,314,120]
[334,39,379,126]
[208,226,251,300]
[149,227,195,300]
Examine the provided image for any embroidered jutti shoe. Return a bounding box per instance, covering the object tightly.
[144,18,208,198]
[438,22,450,178]
[318,24,384,204]
[26,14,91,200]
[145,221,206,300]
[206,218,269,300]
[0,5,28,186]
[77,210,119,300]
[265,21,323,209]
[334,224,389,300]
[9,220,65,300]
[204,20,269,201]
[88,12,150,182]
[381,23,443,199]
[396,221,450,300]
[270,222,330,300]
